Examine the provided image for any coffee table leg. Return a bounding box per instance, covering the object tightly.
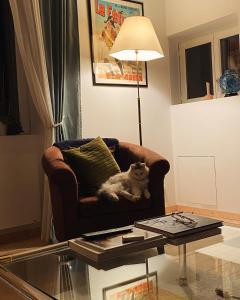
[145,258,150,292]
[178,244,188,286]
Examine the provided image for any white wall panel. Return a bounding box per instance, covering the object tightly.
[177,156,217,207]
[171,96,240,213]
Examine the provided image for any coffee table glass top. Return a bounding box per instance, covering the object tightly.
[1,243,162,300]
[0,223,225,300]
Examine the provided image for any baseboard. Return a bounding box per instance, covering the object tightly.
[0,223,41,244]
[166,204,240,224]
[166,205,178,213]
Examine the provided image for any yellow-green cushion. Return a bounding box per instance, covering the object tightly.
[62,137,120,194]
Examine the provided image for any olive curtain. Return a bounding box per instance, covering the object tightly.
[40,0,82,142]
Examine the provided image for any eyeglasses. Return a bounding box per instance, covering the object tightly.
[140,212,198,228]
[171,212,198,226]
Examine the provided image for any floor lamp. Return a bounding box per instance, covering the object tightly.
[109,16,164,146]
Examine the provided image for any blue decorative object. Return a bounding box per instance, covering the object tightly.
[219,69,240,97]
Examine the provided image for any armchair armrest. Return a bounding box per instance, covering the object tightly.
[42,146,78,188]
[42,146,79,241]
[118,142,170,215]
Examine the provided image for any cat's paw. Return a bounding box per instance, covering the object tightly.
[132,195,141,202]
[109,194,119,202]
[144,190,151,199]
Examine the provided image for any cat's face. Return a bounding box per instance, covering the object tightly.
[130,162,149,180]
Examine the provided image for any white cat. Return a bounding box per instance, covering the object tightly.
[98,162,150,202]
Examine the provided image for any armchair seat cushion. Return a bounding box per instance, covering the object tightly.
[78,196,151,217]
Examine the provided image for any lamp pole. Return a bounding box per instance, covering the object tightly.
[136,50,142,146]
[109,17,164,146]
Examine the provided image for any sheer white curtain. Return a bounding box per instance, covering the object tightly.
[9,0,54,241]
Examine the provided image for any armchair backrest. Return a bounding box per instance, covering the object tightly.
[118,142,146,171]
[54,137,122,165]
[54,138,119,152]
[53,138,162,172]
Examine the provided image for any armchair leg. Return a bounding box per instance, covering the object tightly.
[157,245,165,255]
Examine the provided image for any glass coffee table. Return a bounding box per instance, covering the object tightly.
[0,242,164,299]
[0,225,222,300]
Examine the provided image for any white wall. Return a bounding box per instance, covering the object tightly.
[171,97,240,213]
[0,135,42,230]
[166,0,240,213]
[165,0,240,37]
[78,0,175,205]
[167,0,240,105]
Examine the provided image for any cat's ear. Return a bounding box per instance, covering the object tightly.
[130,163,135,170]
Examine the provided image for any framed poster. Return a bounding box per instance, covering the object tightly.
[88,0,148,86]
[103,272,158,300]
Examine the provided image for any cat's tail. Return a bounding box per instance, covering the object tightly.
[97,183,119,202]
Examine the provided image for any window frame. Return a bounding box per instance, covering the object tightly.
[179,28,240,103]
[213,27,239,98]
[179,34,216,103]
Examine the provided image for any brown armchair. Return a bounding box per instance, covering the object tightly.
[42,138,170,242]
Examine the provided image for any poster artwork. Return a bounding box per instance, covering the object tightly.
[89,0,147,86]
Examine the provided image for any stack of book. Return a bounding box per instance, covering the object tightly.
[69,228,165,263]
[69,213,223,263]
[135,213,223,238]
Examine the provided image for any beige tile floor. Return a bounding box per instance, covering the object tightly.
[1,225,240,299]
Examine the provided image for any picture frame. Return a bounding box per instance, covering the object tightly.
[103,272,158,300]
[87,0,148,87]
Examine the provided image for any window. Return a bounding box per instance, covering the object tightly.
[179,28,240,103]
[185,42,213,100]
[220,34,240,73]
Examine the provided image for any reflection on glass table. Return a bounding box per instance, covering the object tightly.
[0,228,227,300]
[1,244,161,300]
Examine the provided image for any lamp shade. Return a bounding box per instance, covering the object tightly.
[109,16,164,61]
